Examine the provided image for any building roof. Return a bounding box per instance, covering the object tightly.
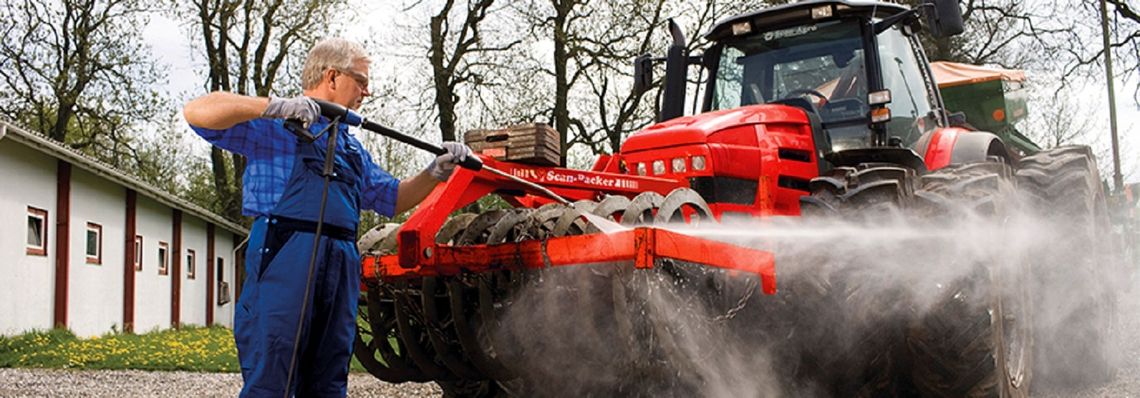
[0,119,248,236]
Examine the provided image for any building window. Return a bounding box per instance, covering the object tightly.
[85,223,102,265]
[26,207,48,256]
[158,242,169,275]
[186,249,196,280]
[217,258,230,305]
[134,236,143,271]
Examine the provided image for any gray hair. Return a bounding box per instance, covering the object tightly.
[300,38,369,90]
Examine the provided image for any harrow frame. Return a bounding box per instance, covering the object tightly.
[360,156,777,295]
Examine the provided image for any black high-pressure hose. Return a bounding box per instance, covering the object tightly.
[280,115,341,398]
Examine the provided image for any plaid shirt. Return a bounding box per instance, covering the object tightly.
[191,117,399,218]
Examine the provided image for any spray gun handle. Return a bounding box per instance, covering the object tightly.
[283,119,317,143]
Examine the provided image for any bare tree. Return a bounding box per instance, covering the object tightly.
[426,0,525,142]
[907,1,1068,68]
[177,0,348,221]
[511,0,672,160]
[567,0,670,154]
[566,0,779,155]
[1052,0,1140,102]
[0,0,165,166]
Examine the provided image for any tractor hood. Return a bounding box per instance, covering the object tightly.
[621,104,811,153]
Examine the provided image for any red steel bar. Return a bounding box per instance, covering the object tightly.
[364,227,777,295]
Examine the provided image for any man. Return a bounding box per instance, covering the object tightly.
[183,37,470,397]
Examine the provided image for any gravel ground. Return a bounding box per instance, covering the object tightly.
[2,275,1137,397]
[0,369,441,397]
[1034,274,1140,398]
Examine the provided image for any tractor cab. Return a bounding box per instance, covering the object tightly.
[637,0,966,171]
[705,1,948,150]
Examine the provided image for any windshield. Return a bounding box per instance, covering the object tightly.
[710,20,868,125]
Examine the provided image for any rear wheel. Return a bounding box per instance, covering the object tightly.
[1016,145,1116,386]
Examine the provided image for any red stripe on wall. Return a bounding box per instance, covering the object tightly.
[172,210,182,329]
[206,223,215,326]
[123,190,137,333]
[53,161,71,329]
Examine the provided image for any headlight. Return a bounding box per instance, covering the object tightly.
[636,162,647,176]
[652,160,666,175]
[692,155,706,171]
[672,157,687,173]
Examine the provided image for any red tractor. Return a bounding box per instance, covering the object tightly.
[354,1,1116,396]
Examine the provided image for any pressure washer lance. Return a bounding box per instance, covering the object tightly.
[310,99,575,207]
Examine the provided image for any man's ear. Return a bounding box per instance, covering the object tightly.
[323,69,338,88]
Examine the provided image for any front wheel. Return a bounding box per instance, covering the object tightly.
[906,162,1031,398]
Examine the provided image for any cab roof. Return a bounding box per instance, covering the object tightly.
[705,0,909,42]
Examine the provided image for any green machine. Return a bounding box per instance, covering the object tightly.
[931,61,1041,156]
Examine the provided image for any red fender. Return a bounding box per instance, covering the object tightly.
[918,127,967,171]
[917,127,1008,171]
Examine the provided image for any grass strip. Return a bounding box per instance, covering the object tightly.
[0,326,366,373]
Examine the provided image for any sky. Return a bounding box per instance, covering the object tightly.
[140,5,1140,185]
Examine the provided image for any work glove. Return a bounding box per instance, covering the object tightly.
[426,142,472,181]
[263,96,320,128]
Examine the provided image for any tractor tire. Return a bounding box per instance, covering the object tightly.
[438,380,510,398]
[1015,145,1117,386]
[906,162,1032,398]
[799,164,918,396]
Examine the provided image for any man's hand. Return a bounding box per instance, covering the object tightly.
[425,142,473,181]
[263,96,320,128]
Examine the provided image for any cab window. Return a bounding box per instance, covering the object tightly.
[877,25,938,145]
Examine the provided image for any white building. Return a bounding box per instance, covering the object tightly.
[0,120,248,337]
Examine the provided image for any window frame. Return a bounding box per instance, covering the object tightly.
[134,235,143,271]
[26,207,48,256]
[85,222,102,265]
[216,257,224,283]
[216,257,230,306]
[158,241,170,276]
[186,249,196,280]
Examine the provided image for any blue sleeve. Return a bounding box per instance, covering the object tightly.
[190,118,283,156]
[358,147,401,218]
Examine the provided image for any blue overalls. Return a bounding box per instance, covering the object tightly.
[235,125,363,397]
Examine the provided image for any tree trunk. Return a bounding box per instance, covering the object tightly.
[552,0,572,166]
[209,147,232,216]
[430,0,459,142]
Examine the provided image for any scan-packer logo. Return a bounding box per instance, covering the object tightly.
[508,168,640,190]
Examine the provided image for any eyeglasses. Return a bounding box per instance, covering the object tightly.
[333,68,369,92]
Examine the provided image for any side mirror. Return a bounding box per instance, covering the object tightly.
[633,54,654,95]
[925,0,964,38]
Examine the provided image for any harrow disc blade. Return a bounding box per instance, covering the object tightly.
[621,191,666,226]
[421,277,485,380]
[354,286,430,383]
[449,276,515,380]
[393,281,454,380]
